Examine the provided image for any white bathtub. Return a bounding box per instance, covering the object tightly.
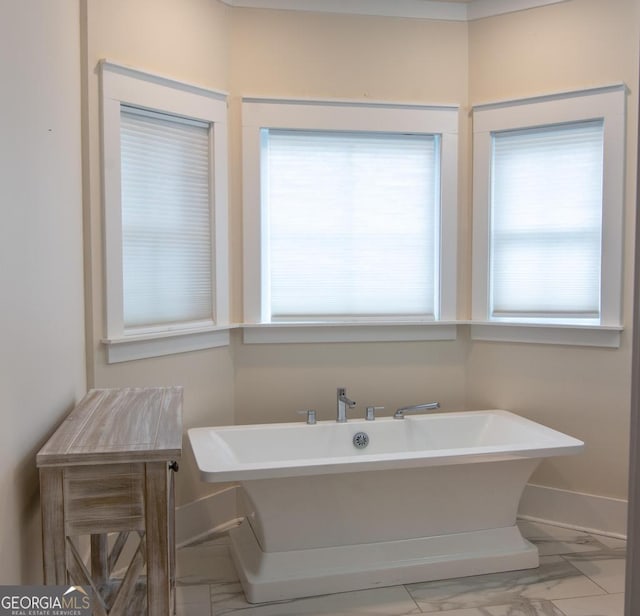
[189,410,583,603]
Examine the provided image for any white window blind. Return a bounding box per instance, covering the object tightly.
[264,129,440,319]
[490,120,604,319]
[120,106,213,329]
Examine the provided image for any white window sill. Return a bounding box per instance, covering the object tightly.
[102,321,623,360]
[469,322,622,348]
[244,320,623,347]
[242,321,459,344]
[103,325,236,363]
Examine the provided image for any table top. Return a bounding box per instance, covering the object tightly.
[37,386,183,467]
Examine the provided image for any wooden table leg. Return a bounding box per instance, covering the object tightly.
[145,463,170,615]
[169,465,176,616]
[40,467,67,584]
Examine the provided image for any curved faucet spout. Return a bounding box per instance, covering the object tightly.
[393,402,440,419]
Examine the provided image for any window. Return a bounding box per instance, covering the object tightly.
[267,129,439,319]
[490,120,604,321]
[242,99,458,343]
[472,85,625,347]
[120,107,213,329]
[101,61,230,362]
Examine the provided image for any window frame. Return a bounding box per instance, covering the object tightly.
[100,60,230,362]
[242,98,459,343]
[471,85,626,347]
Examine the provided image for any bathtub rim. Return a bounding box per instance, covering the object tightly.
[188,409,585,483]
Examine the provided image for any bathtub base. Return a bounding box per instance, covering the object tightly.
[229,520,539,604]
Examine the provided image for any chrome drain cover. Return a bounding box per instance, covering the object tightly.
[352,431,370,449]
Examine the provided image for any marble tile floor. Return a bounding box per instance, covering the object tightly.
[175,520,626,616]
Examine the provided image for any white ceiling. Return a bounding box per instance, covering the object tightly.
[221,0,569,21]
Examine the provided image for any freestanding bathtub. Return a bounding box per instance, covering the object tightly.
[188,410,583,603]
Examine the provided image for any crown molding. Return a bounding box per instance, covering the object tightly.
[220,0,569,21]
[467,0,570,20]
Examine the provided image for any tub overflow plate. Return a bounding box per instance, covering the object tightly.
[352,431,370,449]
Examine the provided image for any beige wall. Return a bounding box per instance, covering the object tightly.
[81,0,638,513]
[466,0,639,499]
[229,9,472,424]
[0,1,86,583]
[5,0,634,588]
[229,10,468,102]
[229,1,639,501]
[228,9,471,318]
[233,337,470,425]
[82,0,236,506]
[82,1,472,505]
[468,0,638,103]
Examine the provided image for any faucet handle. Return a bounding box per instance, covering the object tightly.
[365,406,384,421]
[297,409,317,425]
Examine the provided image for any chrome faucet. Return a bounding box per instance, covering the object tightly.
[337,387,356,423]
[393,402,440,419]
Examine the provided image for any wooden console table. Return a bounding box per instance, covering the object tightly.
[37,387,183,616]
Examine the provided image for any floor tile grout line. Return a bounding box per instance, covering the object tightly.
[401,583,426,613]
[549,600,570,616]
[558,553,622,595]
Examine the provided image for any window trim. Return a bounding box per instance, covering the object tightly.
[242,97,459,342]
[100,60,230,362]
[471,84,626,346]
[242,321,458,344]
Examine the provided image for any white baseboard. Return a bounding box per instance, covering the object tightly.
[519,483,628,539]
[175,483,629,547]
[176,486,242,548]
